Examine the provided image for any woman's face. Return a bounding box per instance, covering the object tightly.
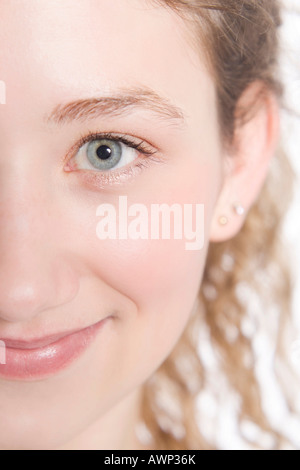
[0,0,225,449]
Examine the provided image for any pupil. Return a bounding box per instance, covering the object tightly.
[96,145,112,160]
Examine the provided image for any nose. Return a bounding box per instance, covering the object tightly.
[0,164,79,323]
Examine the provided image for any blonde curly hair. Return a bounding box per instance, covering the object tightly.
[140,0,295,449]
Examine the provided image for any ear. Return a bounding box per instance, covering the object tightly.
[209,82,280,242]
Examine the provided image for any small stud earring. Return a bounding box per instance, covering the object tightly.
[219,215,228,226]
[233,203,245,216]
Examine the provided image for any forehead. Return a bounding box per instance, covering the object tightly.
[0,0,215,135]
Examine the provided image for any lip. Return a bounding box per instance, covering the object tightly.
[0,319,109,381]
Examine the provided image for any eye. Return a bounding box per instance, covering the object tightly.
[64,132,162,188]
[74,137,139,171]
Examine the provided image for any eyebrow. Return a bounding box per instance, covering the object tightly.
[45,87,186,128]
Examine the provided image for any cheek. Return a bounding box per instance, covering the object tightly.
[75,158,220,320]
[51,149,223,390]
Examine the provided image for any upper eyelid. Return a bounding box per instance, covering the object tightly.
[80,133,154,151]
[66,131,159,163]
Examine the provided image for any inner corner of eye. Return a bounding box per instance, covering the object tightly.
[64,159,75,172]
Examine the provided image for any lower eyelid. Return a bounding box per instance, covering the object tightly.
[64,154,164,190]
[70,161,147,190]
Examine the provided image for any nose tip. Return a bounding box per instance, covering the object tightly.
[0,254,79,323]
[0,283,50,322]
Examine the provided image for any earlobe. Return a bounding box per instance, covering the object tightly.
[209,82,280,243]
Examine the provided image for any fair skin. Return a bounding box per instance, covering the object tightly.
[0,0,278,450]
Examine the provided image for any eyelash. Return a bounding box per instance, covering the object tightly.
[65,131,162,187]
